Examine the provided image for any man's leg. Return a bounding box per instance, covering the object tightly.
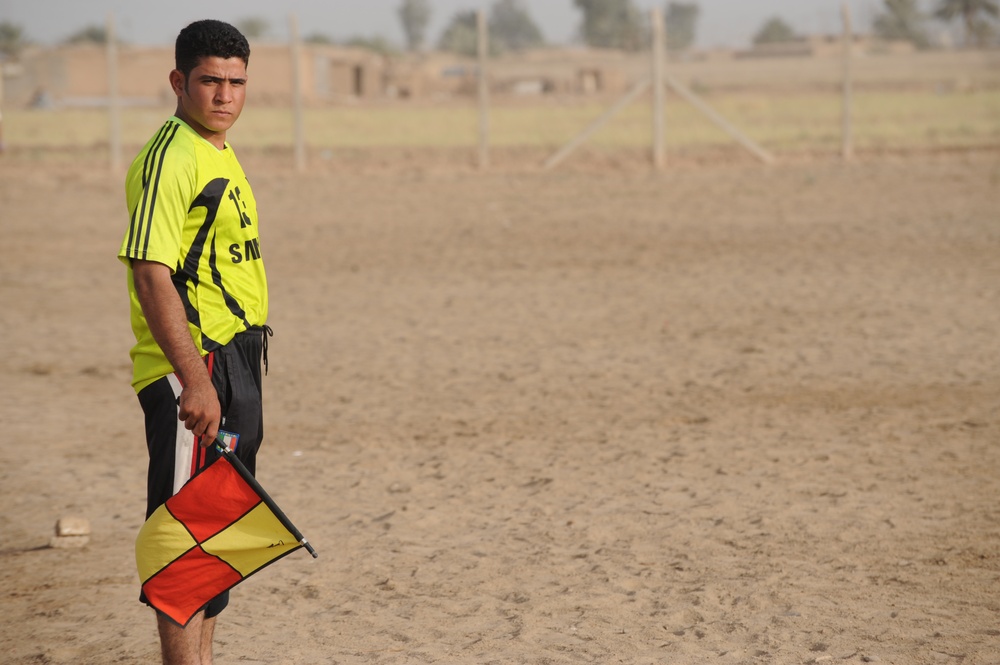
[157,611,205,665]
[200,616,217,665]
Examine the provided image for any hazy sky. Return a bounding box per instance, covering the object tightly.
[1,0,927,50]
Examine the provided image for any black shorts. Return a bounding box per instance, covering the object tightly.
[137,326,269,619]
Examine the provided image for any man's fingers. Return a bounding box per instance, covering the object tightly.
[180,414,220,447]
[203,421,219,442]
[179,411,218,437]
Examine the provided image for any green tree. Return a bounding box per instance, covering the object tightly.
[490,0,545,52]
[752,17,797,45]
[574,0,646,51]
[398,0,432,52]
[934,0,999,46]
[438,10,484,56]
[874,0,930,48]
[64,25,108,44]
[236,17,270,40]
[665,2,700,52]
[0,21,27,58]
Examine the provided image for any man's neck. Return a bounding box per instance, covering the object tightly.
[174,107,227,150]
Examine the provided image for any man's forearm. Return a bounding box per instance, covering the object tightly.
[133,259,221,442]
[132,260,211,388]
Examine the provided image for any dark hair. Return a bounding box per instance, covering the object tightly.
[175,20,250,76]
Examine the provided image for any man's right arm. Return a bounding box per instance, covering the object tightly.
[132,259,221,444]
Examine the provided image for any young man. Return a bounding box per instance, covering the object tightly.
[119,20,269,665]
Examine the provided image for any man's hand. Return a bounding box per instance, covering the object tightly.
[133,259,222,447]
[178,377,222,445]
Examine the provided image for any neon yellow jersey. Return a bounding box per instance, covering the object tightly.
[119,117,268,393]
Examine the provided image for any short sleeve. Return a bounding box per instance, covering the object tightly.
[120,138,197,272]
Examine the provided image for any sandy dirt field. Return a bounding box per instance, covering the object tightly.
[0,148,998,664]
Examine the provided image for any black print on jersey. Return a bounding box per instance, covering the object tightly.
[228,187,254,228]
[229,237,262,264]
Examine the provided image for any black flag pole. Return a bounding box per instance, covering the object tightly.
[214,437,318,558]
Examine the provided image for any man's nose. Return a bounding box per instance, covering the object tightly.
[216,82,233,103]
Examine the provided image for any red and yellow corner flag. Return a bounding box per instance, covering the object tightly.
[136,443,315,626]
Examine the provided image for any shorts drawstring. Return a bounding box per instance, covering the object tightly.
[262,325,273,375]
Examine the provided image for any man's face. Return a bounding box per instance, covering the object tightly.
[170,56,247,148]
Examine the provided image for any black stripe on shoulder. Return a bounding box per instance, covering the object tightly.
[127,124,168,257]
[142,122,171,189]
[136,123,181,258]
[129,122,178,258]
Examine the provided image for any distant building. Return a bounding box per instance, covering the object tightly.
[2,43,389,108]
[488,48,633,96]
[6,44,175,108]
[2,41,653,108]
[732,35,916,60]
[386,48,635,99]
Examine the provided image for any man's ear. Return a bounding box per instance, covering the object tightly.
[168,69,186,97]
